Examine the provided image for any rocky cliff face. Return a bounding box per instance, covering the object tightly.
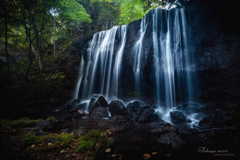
[79,7,198,107]
[78,1,240,103]
[185,0,240,100]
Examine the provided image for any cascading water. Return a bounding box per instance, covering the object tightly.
[152,8,195,121]
[75,8,197,122]
[133,16,148,94]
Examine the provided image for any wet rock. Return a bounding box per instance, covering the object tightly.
[110,115,134,132]
[131,115,139,122]
[138,106,155,123]
[66,99,80,110]
[198,116,231,128]
[126,101,142,117]
[177,123,192,135]
[151,126,177,135]
[5,126,13,133]
[176,103,201,115]
[61,128,69,132]
[170,111,187,124]
[72,109,85,118]
[157,132,185,146]
[109,100,127,116]
[60,99,86,112]
[73,129,86,137]
[89,106,109,119]
[88,97,96,112]
[37,119,51,129]
[151,113,160,122]
[151,119,171,128]
[95,96,109,108]
[195,131,215,144]
[97,120,111,127]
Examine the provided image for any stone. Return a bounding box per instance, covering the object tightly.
[151,126,178,135]
[61,128,69,132]
[138,106,155,123]
[88,97,96,112]
[109,100,127,116]
[97,120,111,127]
[176,103,201,115]
[157,132,185,146]
[126,101,142,117]
[72,109,85,118]
[151,119,171,128]
[37,119,51,129]
[170,111,187,124]
[110,115,134,132]
[95,96,109,108]
[177,123,192,135]
[89,106,109,119]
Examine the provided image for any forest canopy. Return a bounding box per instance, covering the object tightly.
[0,0,176,82]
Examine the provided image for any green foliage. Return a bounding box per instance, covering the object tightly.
[22,133,37,145]
[58,0,91,23]
[76,130,105,152]
[20,117,30,120]
[106,138,114,147]
[46,117,55,122]
[117,0,147,25]
[0,119,38,129]
[21,132,76,152]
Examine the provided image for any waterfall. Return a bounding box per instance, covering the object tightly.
[152,8,196,121]
[73,57,85,99]
[133,16,148,94]
[74,8,196,113]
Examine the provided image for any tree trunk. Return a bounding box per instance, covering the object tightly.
[38,54,43,73]
[54,15,56,59]
[25,41,33,82]
[3,1,10,74]
[14,29,19,60]
[32,7,44,72]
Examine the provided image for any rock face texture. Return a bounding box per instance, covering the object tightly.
[89,106,109,119]
[78,7,198,105]
[109,100,127,116]
[110,115,134,132]
[76,0,240,103]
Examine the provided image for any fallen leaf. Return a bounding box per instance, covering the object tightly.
[105,148,111,152]
[143,153,151,159]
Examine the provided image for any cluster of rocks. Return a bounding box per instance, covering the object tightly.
[60,96,162,132]
[60,99,86,119]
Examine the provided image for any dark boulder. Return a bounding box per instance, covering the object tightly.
[89,106,109,119]
[109,100,127,116]
[60,99,86,112]
[151,126,177,135]
[97,120,111,127]
[170,111,187,124]
[151,119,178,135]
[151,119,170,128]
[157,132,185,146]
[198,116,231,128]
[88,97,96,112]
[110,115,134,132]
[37,119,51,129]
[72,109,85,118]
[95,96,109,108]
[69,102,87,112]
[177,123,192,135]
[66,99,80,109]
[138,106,155,123]
[126,101,142,117]
[151,113,160,122]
